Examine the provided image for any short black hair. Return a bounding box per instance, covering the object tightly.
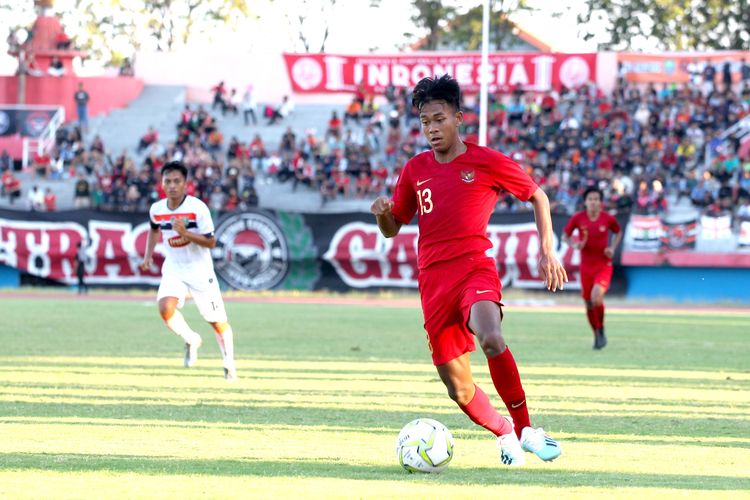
[583,186,603,200]
[412,74,461,112]
[161,160,187,179]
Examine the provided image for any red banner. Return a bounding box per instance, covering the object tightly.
[283,52,597,94]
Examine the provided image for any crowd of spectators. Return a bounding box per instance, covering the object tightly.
[8,65,750,222]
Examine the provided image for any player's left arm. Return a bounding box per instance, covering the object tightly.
[529,187,568,291]
[604,217,623,259]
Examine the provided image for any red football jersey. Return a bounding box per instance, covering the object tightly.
[564,211,621,268]
[391,142,538,269]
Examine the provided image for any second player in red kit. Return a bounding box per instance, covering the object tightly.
[371,75,567,466]
[563,187,622,349]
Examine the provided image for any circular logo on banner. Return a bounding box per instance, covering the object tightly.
[24,111,51,137]
[559,56,590,89]
[667,226,686,248]
[0,111,10,135]
[213,212,289,290]
[291,57,324,90]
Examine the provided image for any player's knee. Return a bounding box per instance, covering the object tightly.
[585,300,594,310]
[478,332,506,358]
[159,305,175,321]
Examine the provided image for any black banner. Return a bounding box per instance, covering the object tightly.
[0,208,624,291]
[0,108,54,138]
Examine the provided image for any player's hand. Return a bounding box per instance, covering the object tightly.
[139,256,153,273]
[370,196,394,216]
[172,217,187,236]
[603,246,614,258]
[538,252,568,292]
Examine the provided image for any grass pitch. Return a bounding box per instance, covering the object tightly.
[0,292,748,499]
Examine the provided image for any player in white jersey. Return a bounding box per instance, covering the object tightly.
[140,161,237,380]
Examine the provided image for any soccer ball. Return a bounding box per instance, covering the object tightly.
[395,418,454,473]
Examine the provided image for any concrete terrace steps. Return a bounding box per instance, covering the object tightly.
[0,86,373,211]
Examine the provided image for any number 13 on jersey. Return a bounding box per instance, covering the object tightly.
[417,188,433,215]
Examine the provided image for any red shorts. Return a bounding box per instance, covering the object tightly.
[580,264,613,301]
[418,256,502,366]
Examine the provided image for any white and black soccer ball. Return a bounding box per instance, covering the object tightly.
[395,418,454,473]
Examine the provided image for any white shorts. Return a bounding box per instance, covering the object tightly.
[157,272,228,323]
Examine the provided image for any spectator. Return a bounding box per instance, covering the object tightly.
[74,83,90,133]
[0,149,12,172]
[32,151,51,178]
[267,95,293,125]
[741,58,750,87]
[19,51,44,77]
[344,98,362,125]
[224,88,240,116]
[211,81,226,111]
[722,60,732,91]
[137,126,159,154]
[327,111,342,137]
[241,85,257,125]
[55,30,71,49]
[119,58,134,76]
[27,185,44,211]
[1,169,21,204]
[73,173,91,208]
[43,187,56,211]
[47,56,64,77]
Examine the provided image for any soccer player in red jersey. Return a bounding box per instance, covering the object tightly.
[370,75,567,466]
[563,187,622,350]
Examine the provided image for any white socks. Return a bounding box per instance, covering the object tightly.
[165,310,201,345]
[215,327,235,368]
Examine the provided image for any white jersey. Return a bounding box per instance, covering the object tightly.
[149,195,215,276]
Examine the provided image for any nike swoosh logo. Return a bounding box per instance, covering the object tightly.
[416,178,432,186]
[511,399,525,409]
[476,289,493,294]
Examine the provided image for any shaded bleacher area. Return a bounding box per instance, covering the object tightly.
[2,78,750,220]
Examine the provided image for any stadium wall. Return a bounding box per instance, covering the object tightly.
[0,75,144,123]
[624,267,750,303]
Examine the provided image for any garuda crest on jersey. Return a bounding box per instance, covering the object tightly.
[460,169,475,183]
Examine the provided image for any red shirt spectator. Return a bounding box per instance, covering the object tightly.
[44,189,56,211]
[597,154,613,172]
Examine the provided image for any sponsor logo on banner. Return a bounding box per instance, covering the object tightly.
[283,52,597,94]
[660,219,698,250]
[212,211,289,290]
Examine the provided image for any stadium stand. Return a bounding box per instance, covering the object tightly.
[1,77,749,220]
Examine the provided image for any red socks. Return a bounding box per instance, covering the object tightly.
[586,305,598,331]
[458,384,513,436]
[487,348,530,438]
[594,303,605,330]
[587,303,606,331]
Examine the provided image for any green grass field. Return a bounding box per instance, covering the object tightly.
[1,294,749,499]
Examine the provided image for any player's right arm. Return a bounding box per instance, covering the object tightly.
[371,196,401,237]
[139,221,160,272]
[562,215,584,250]
[372,161,416,238]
